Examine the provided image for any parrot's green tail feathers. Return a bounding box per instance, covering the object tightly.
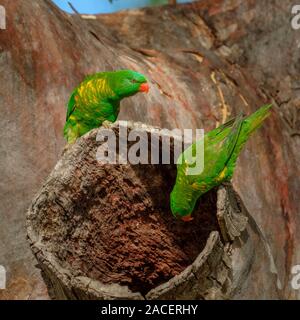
[225,104,272,179]
[244,104,272,134]
[224,112,244,157]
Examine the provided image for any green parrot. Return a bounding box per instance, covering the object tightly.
[170,104,272,222]
[64,70,149,144]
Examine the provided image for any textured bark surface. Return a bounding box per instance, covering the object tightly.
[27,122,277,300]
[0,0,299,299]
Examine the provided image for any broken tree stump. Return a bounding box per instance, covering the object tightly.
[27,122,278,299]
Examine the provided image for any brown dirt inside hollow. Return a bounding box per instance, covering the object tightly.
[61,162,220,296]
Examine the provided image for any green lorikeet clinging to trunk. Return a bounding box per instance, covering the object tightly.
[170,104,272,222]
[64,70,149,144]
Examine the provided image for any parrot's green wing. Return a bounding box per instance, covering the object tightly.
[206,117,236,139]
[219,113,244,165]
[202,112,244,178]
[178,113,244,188]
[66,90,77,121]
[176,116,237,168]
[66,73,107,121]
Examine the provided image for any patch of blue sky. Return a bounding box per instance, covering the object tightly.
[51,0,195,14]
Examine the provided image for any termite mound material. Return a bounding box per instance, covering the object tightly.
[27,121,279,300]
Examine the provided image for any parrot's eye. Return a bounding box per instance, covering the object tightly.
[131,79,138,83]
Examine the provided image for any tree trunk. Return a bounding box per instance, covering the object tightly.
[27,122,278,300]
[0,0,299,299]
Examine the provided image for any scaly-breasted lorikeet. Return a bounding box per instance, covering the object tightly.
[170,104,272,222]
[64,70,149,144]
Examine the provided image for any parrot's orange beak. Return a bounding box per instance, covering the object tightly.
[139,83,149,93]
[181,214,193,222]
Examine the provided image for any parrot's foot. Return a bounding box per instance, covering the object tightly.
[181,214,194,222]
[102,120,113,129]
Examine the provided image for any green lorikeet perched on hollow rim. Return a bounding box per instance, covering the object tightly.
[170,104,272,222]
[64,70,149,144]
